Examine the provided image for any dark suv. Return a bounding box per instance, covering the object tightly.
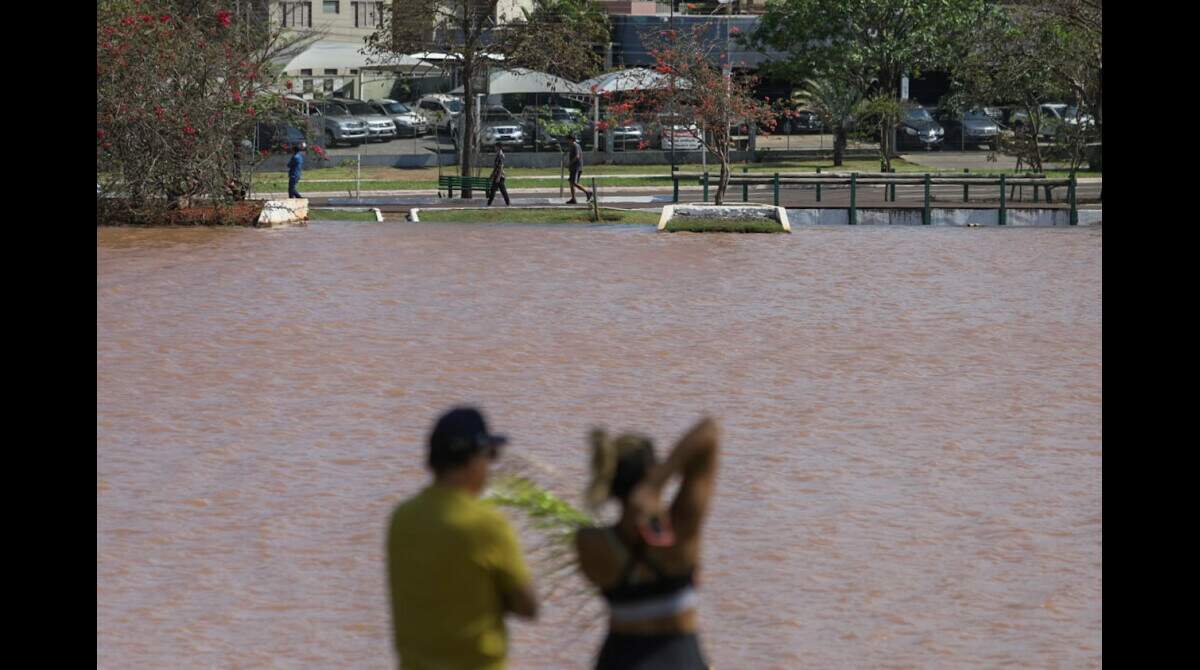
[255,123,307,152]
[897,105,945,150]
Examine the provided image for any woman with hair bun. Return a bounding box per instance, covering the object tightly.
[575,416,720,670]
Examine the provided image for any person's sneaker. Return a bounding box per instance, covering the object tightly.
[586,191,594,202]
[566,199,578,204]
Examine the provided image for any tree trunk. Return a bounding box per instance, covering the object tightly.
[715,153,730,205]
[833,128,846,167]
[460,58,476,199]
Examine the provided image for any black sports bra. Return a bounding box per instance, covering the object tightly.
[600,526,695,605]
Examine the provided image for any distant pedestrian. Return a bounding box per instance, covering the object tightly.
[488,144,510,207]
[566,135,593,205]
[387,407,538,670]
[287,142,306,199]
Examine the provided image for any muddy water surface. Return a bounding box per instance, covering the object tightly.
[98,222,1102,669]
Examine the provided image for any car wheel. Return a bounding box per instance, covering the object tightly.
[325,130,337,147]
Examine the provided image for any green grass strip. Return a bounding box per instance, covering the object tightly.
[416,207,660,225]
[307,208,379,221]
[664,217,786,233]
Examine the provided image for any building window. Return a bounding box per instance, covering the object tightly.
[303,79,313,93]
[324,68,338,75]
[352,2,383,28]
[300,68,313,76]
[323,1,339,13]
[281,2,312,27]
[350,69,359,75]
[324,78,334,93]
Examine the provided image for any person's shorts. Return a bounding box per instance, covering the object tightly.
[595,632,707,669]
[570,165,583,183]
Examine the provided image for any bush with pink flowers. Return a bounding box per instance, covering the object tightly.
[97,0,308,224]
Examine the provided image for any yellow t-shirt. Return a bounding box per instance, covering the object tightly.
[387,484,532,670]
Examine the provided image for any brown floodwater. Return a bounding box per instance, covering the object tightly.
[98,221,1101,669]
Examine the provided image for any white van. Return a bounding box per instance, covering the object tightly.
[415,95,464,133]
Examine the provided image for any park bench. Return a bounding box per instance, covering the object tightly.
[438,175,493,198]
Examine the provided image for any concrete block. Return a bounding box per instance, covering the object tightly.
[256,198,308,227]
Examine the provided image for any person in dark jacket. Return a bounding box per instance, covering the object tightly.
[287,142,306,199]
[487,144,510,207]
[566,135,593,205]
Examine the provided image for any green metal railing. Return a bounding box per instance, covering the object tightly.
[671,171,1081,226]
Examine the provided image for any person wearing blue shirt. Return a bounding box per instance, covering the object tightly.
[287,142,306,198]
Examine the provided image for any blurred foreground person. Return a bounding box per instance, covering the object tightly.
[388,407,538,669]
[575,417,719,669]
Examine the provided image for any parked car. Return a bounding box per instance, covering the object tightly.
[480,106,525,149]
[293,97,368,147]
[781,110,822,134]
[368,99,428,138]
[1008,103,1093,140]
[254,122,307,152]
[600,123,644,151]
[933,108,1000,149]
[416,94,464,133]
[898,105,944,150]
[330,99,397,142]
[653,115,702,151]
[521,106,586,149]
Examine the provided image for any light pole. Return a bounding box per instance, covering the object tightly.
[669,1,675,171]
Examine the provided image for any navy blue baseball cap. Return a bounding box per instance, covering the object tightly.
[428,407,508,469]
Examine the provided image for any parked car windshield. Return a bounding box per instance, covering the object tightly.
[904,107,933,122]
[1043,104,1067,118]
[344,102,375,115]
[444,100,463,113]
[380,102,411,114]
[964,110,992,120]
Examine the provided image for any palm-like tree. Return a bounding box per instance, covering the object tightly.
[793,76,863,167]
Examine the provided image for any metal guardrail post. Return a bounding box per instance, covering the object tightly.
[673,173,679,203]
[703,172,709,202]
[889,168,896,202]
[773,173,779,207]
[1069,175,1078,226]
[923,174,931,225]
[742,166,748,202]
[816,166,821,202]
[849,173,857,225]
[963,168,969,202]
[998,174,1007,226]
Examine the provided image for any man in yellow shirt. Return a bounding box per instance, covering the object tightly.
[387,407,538,669]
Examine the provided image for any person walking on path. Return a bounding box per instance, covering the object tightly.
[574,416,720,669]
[566,135,593,205]
[387,407,538,670]
[287,142,306,199]
[487,144,511,207]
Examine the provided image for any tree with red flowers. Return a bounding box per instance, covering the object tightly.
[97,0,312,224]
[607,27,773,205]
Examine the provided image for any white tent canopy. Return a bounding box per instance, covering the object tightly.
[579,68,677,94]
[277,41,438,74]
[451,68,588,96]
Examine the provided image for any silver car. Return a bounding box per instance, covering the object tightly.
[333,99,398,142]
[369,99,429,138]
[304,99,368,147]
